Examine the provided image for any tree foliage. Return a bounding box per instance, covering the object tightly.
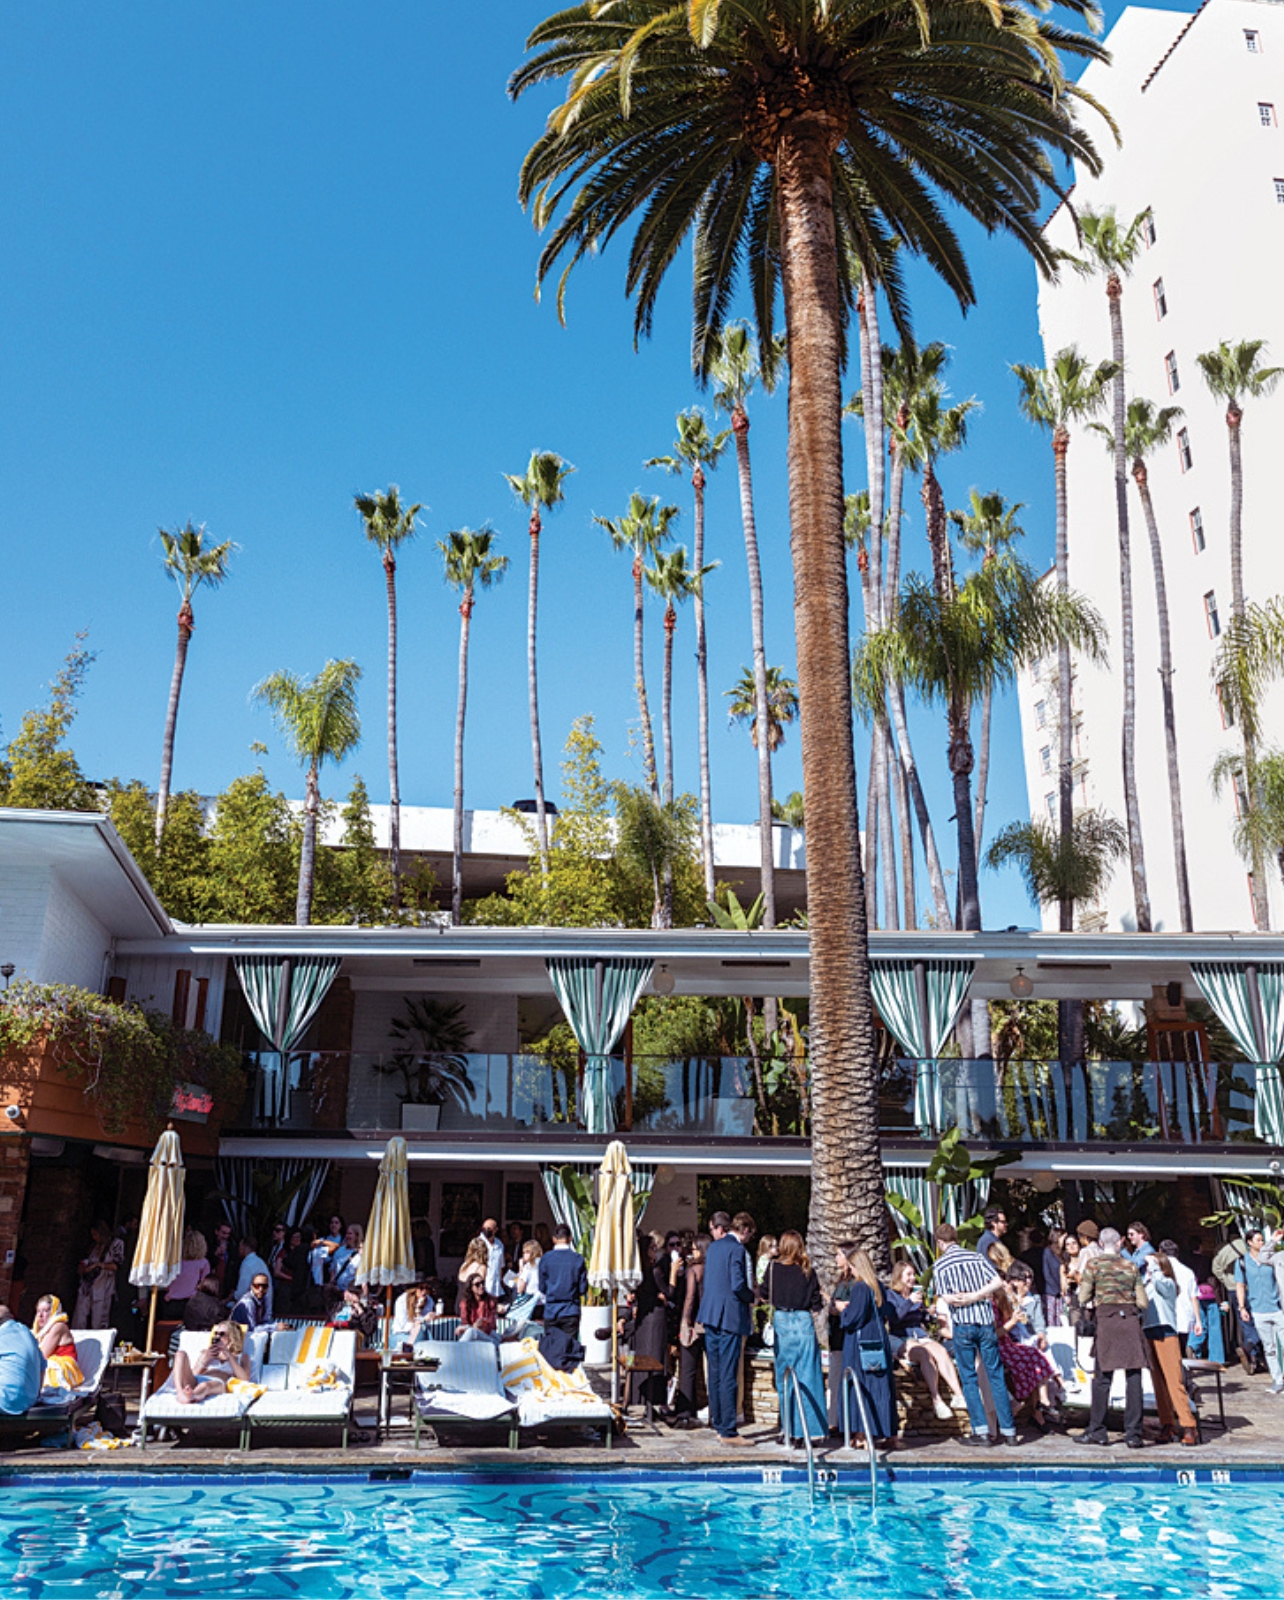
[0,637,98,812]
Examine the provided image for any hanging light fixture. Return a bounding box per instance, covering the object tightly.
[1009,965,1034,1000]
[653,964,675,996]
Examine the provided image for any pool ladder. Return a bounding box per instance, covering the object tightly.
[840,1367,881,1506]
[778,1366,880,1507]
[777,1365,817,1497]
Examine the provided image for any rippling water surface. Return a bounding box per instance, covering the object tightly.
[0,1476,1275,1598]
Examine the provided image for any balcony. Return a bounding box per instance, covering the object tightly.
[226,1051,1273,1147]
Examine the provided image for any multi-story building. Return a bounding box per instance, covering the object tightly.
[1017,0,1284,932]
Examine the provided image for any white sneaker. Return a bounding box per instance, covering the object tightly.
[933,1398,953,1421]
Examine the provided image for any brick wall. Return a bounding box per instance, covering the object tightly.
[0,1136,30,1308]
[16,1158,94,1320]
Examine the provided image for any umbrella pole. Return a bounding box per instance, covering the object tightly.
[145,1286,158,1356]
[611,1289,619,1407]
[385,1286,392,1353]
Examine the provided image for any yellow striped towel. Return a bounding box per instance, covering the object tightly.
[296,1327,334,1366]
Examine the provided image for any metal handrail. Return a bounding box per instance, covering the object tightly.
[841,1366,880,1504]
[778,1364,816,1497]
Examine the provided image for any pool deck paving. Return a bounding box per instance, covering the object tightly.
[3,1361,1283,1477]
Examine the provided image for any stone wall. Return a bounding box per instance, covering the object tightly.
[0,1136,31,1307]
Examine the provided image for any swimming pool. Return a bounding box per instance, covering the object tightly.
[0,1470,1277,1598]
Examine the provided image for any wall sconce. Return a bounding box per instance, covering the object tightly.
[1009,966,1034,999]
[0,964,13,990]
[653,964,675,996]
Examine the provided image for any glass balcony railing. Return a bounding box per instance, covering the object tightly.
[225,1051,1270,1145]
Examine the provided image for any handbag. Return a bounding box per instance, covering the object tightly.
[858,1339,888,1375]
[761,1263,776,1349]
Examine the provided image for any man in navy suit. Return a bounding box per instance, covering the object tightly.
[698,1209,756,1444]
[537,1224,589,1340]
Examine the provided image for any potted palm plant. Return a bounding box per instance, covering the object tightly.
[376,998,474,1131]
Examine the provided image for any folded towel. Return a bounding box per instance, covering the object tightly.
[44,1355,86,1390]
[227,1379,266,1400]
[74,1421,124,1451]
[304,1362,341,1391]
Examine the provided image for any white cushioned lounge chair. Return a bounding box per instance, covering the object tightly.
[245,1326,357,1451]
[140,1327,270,1449]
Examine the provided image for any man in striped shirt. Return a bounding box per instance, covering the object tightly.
[931,1224,1018,1447]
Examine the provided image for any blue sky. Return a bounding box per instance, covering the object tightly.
[0,0,1197,928]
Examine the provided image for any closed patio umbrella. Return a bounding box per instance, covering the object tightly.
[362,1136,418,1353]
[129,1126,186,1355]
[588,1140,642,1404]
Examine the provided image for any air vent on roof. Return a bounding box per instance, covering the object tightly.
[720,959,792,969]
[1034,961,1112,971]
[412,958,482,968]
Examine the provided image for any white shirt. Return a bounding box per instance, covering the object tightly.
[1170,1256,1201,1335]
[482,1235,506,1299]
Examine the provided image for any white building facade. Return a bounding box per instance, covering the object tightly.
[1018,0,1284,932]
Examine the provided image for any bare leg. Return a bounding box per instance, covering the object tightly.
[908,1345,942,1400]
[171,1351,226,1405]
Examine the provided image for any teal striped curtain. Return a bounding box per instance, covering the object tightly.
[546,957,655,1135]
[884,1165,991,1269]
[871,960,974,1137]
[1192,962,1284,1143]
[539,1162,599,1253]
[631,1161,657,1226]
[234,955,340,1121]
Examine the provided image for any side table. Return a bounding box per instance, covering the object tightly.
[379,1355,439,1442]
[106,1352,162,1414]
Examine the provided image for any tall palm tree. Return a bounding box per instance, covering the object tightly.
[1092,398,1194,931]
[647,408,731,896]
[253,659,362,925]
[1215,597,1284,929]
[155,521,234,847]
[512,0,1105,1266]
[726,664,798,754]
[1195,340,1283,623]
[1070,208,1153,931]
[949,491,1025,859]
[646,546,717,805]
[711,321,785,930]
[1012,348,1116,944]
[986,810,1128,916]
[504,451,575,877]
[354,487,422,906]
[1213,747,1284,902]
[859,559,1107,932]
[594,493,678,799]
[908,383,977,600]
[439,527,509,925]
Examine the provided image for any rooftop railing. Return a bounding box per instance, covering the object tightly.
[225,1051,1270,1144]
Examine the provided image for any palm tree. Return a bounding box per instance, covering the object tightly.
[1069,208,1153,932]
[253,659,362,925]
[594,493,678,798]
[710,321,785,930]
[646,546,716,805]
[725,664,798,754]
[504,451,575,876]
[1012,347,1116,948]
[155,522,235,847]
[772,791,805,831]
[909,382,978,599]
[439,527,509,925]
[353,487,422,907]
[1092,397,1194,932]
[859,559,1107,933]
[1213,747,1284,901]
[512,0,1105,1267]
[1215,597,1284,929]
[986,810,1128,916]
[647,408,731,896]
[1195,340,1284,623]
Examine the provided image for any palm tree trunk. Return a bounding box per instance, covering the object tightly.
[1134,463,1194,932]
[297,762,319,925]
[777,120,883,1275]
[732,409,777,929]
[1053,430,1082,1067]
[889,719,917,928]
[857,284,885,624]
[633,556,660,800]
[923,464,954,599]
[527,510,550,877]
[887,425,907,599]
[1227,404,1270,928]
[693,465,716,898]
[1108,277,1152,932]
[660,604,676,929]
[949,692,981,932]
[383,553,402,907]
[155,603,192,848]
[973,682,993,858]
[451,591,473,926]
[888,679,953,927]
[877,716,899,928]
[865,737,880,929]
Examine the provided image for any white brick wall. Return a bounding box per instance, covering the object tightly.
[0,865,109,990]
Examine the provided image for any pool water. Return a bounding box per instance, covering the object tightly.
[0,1473,1278,1598]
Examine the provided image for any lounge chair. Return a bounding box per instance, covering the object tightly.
[0,1327,116,1450]
[1044,1324,1158,1412]
[244,1327,357,1451]
[140,1328,270,1449]
[412,1338,520,1447]
[499,1336,615,1449]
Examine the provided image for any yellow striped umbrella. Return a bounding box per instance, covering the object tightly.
[362,1137,417,1351]
[588,1140,641,1403]
[129,1126,186,1353]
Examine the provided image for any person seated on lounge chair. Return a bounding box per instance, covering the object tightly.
[328,1287,379,1345]
[184,1274,226,1333]
[392,1283,435,1348]
[231,1271,278,1334]
[171,1321,253,1404]
[0,1306,44,1415]
[457,1276,499,1343]
[31,1295,84,1389]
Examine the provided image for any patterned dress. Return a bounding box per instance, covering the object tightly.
[993,1300,1056,1401]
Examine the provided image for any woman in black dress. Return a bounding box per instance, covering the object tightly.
[673,1235,707,1426]
[624,1232,670,1412]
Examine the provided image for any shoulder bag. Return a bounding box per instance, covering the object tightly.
[761,1263,776,1349]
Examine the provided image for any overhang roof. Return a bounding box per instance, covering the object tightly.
[0,809,171,939]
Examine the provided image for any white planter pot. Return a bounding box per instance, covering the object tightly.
[401,1103,441,1132]
[579,1303,614,1365]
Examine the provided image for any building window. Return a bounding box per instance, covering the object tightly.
[1205,590,1221,637]
[1141,209,1156,246]
[1190,507,1205,552]
[1261,102,1278,127]
[1234,771,1251,817]
[1246,29,1260,52]
[1034,699,1047,728]
[1045,793,1057,820]
[1154,278,1168,319]
[1031,656,1044,681]
[1040,746,1053,775]
[1177,428,1193,471]
[1219,688,1236,729]
[1165,350,1180,393]
[1276,177,1284,204]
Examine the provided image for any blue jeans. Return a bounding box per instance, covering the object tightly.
[952,1321,1015,1437]
[705,1328,742,1437]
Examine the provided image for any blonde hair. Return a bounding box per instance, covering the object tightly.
[776,1230,811,1274]
[462,1238,489,1271]
[847,1248,883,1306]
[890,1259,917,1294]
[182,1228,207,1261]
[210,1321,244,1355]
[521,1241,543,1264]
[987,1242,1014,1273]
[756,1235,778,1261]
